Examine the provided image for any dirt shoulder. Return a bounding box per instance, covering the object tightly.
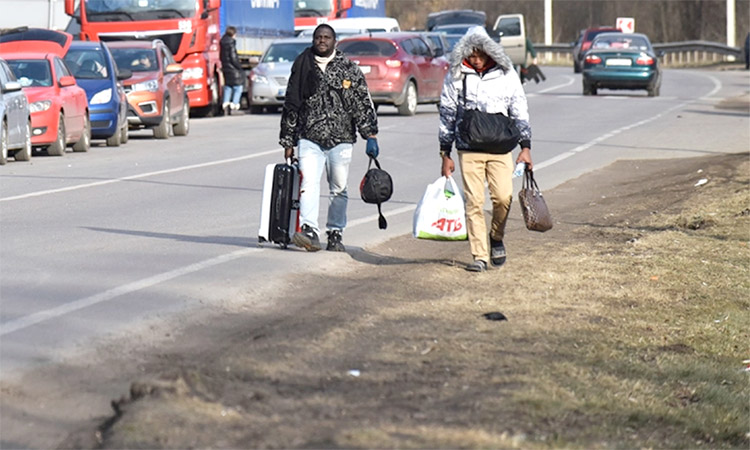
[4,152,749,449]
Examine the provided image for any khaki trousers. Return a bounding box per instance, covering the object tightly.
[458,151,514,263]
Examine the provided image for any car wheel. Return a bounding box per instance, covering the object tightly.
[14,119,32,161]
[249,105,263,114]
[397,81,417,116]
[0,121,7,165]
[647,84,660,97]
[47,114,66,156]
[583,81,597,96]
[120,121,129,144]
[574,60,581,73]
[153,101,171,139]
[173,99,190,136]
[72,114,90,152]
[106,125,122,147]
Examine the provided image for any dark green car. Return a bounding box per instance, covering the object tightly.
[581,32,662,97]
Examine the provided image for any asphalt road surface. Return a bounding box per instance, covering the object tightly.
[1,66,747,382]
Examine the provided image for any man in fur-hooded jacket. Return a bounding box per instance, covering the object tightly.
[280,24,378,253]
[439,26,533,273]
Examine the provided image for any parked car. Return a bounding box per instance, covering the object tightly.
[0,56,31,164]
[420,32,450,58]
[338,32,450,116]
[432,24,476,36]
[247,38,310,114]
[426,9,485,31]
[108,40,189,139]
[581,32,662,97]
[0,28,90,156]
[64,40,131,147]
[572,26,621,73]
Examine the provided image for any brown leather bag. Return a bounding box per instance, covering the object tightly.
[518,169,553,232]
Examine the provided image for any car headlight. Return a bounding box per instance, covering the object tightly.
[90,88,113,105]
[131,80,159,92]
[250,73,268,84]
[182,67,204,80]
[29,100,51,113]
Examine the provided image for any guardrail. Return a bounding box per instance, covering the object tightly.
[535,41,745,67]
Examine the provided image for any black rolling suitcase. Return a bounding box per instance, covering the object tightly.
[258,162,301,248]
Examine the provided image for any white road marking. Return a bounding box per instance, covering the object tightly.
[535,72,722,172]
[0,248,262,336]
[0,148,282,203]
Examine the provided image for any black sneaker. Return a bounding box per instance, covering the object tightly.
[465,259,488,272]
[490,237,506,267]
[326,230,346,252]
[292,224,321,252]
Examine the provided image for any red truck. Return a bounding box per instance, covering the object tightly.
[65,0,222,116]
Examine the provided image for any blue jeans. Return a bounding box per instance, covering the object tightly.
[297,139,352,234]
[223,84,242,105]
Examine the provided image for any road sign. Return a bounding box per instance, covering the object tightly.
[616,17,635,33]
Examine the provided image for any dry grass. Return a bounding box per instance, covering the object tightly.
[98,156,750,449]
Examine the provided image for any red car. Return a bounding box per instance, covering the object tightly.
[0,28,90,155]
[572,27,621,73]
[338,32,449,116]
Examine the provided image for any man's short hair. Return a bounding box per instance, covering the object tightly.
[226,26,237,37]
[313,24,336,40]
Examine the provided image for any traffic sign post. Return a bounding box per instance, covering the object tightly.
[616,17,635,33]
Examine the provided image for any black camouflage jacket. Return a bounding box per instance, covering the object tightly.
[279,48,377,149]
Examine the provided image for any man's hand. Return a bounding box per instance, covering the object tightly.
[366,137,379,159]
[441,155,455,177]
[284,147,294,161]
[516,147,532,170]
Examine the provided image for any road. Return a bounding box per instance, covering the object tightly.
[0,66,747,382]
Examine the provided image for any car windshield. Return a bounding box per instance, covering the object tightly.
[434,25,474,35]
[586,29,619,41]
[338,39,397,57]
[294,0,332,17]
[262,42,309,63]
[7,60,52,87]
[85,0,196,21]
[592,35,651,51]
[64,48,109,79]
[110,48,158,73]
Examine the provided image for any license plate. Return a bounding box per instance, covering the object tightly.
[359,65,371,74]
[606,58,632,66]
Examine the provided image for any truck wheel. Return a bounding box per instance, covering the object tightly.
[72,114,90,152]
[153,101,171,139]
[48,115,66,156]
[173,99,189,136]
[14,119,32,161]
[397,81,417,116]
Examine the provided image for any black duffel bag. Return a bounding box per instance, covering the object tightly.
[360,156,393,230]
[458,76,521,153]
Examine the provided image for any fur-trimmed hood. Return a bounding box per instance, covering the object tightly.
[450,26,513,79]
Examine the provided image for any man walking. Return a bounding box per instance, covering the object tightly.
[280,24,379,252]
[220,26,244,114]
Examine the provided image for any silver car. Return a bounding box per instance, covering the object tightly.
[0,57,31,165]
[247,38,310,114]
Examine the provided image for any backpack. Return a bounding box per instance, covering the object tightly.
[360,156,393,229]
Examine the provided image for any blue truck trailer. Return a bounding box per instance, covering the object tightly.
[221,0,295,66]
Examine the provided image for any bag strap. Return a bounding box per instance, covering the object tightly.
[523,168,541,193]
[368,155,382,170]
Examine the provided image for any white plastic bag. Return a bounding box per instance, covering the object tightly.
[413,176,468,240]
